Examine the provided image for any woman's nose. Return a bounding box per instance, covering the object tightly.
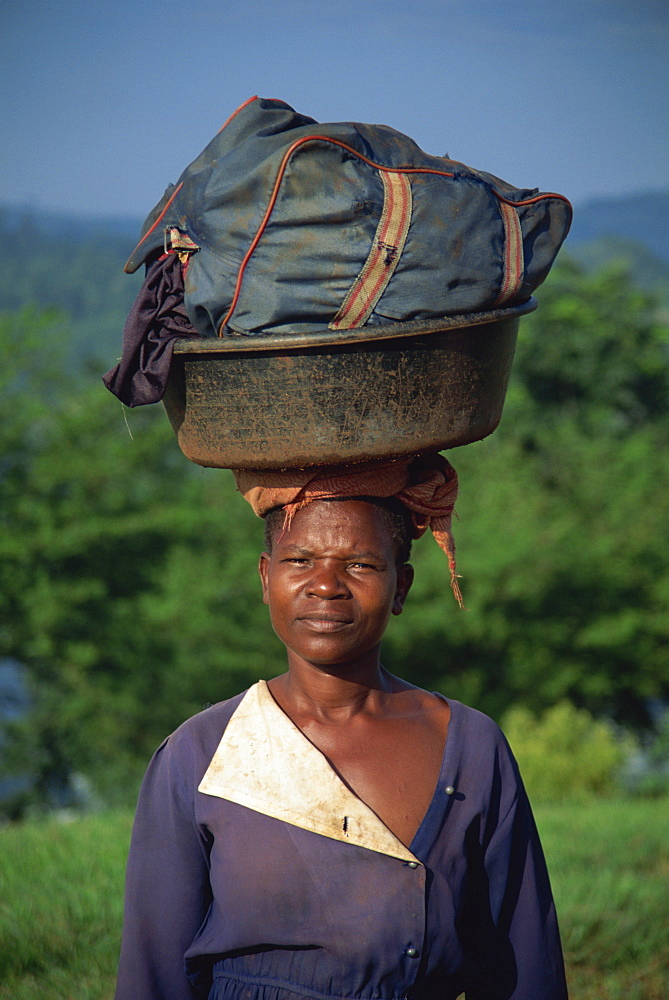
[306,562,350,598]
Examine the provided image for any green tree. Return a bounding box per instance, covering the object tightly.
[0,309,277,812]
[511,256,669,439]
[385,259,669,729]
[501,700,633,802]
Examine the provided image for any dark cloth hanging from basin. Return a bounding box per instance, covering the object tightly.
[103,253,199,407]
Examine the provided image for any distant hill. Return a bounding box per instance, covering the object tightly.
[1,189,667,368]
[2,204,141,243]
[0,206,143,367]
[567,235,669,308]
[564,191,669,308]
[567,190,669,264]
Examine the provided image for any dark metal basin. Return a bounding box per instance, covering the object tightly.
[163,300,535,470]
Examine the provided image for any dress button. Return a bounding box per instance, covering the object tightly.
[405,947,419,958]
[445,785,455,795]
[406,861,419,869]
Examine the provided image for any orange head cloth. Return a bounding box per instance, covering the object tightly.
[234,452,464,607]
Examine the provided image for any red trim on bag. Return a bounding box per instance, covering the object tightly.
[217,96,290,133]
[496,191,572,208]
[217,95,259,133]
[123,182,184,274]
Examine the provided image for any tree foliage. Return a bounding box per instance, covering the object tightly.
[501,701,632,802]
[0,309,275,808]
[1,254,668,814]
[384,259,669,726]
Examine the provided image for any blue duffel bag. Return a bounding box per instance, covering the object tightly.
[124,95,572,338]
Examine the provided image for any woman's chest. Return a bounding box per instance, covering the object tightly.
[321,737,444,847]
[299,708,450,848]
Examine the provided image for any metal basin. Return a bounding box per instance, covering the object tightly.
[163,300,535,470]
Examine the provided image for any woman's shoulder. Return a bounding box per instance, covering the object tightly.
[451,697,502,727]
[441,696,507,743]
[444,697,520,778]
[153,685,252,770]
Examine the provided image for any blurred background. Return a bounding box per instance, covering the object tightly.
[0,2,667,996]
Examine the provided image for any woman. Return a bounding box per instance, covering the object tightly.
[115,454,568,1000]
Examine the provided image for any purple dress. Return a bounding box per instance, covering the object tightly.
[115,681,567,1000]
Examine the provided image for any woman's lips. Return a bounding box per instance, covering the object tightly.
[296,615,353,632]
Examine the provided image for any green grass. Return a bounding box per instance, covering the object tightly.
[0,811,132,1000]
[537,798,669,1000]
[0,800,667,998]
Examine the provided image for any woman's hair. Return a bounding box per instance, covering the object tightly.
[263,496,414,566]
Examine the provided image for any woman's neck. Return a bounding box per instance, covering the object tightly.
[268,655,404,724]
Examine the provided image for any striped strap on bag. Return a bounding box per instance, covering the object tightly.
[329,171,412,330]
[494,200,525,306]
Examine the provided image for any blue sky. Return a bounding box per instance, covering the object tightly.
[2,0,667,218]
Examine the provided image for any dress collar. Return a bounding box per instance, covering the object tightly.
[199,679,420,863]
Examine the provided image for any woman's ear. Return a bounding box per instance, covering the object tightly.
[392,563,414,615]
[258,552,271,606]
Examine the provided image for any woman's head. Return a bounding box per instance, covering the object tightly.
[259,498,414,671]
[237,452,463,606]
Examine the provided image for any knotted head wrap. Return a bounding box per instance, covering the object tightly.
[235,452,463,607]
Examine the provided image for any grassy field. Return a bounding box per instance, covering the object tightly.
[0,799,667,999]
[538,799,668,999]
[0,811,131,1000]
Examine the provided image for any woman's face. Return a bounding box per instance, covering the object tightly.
[258,500,413,672]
